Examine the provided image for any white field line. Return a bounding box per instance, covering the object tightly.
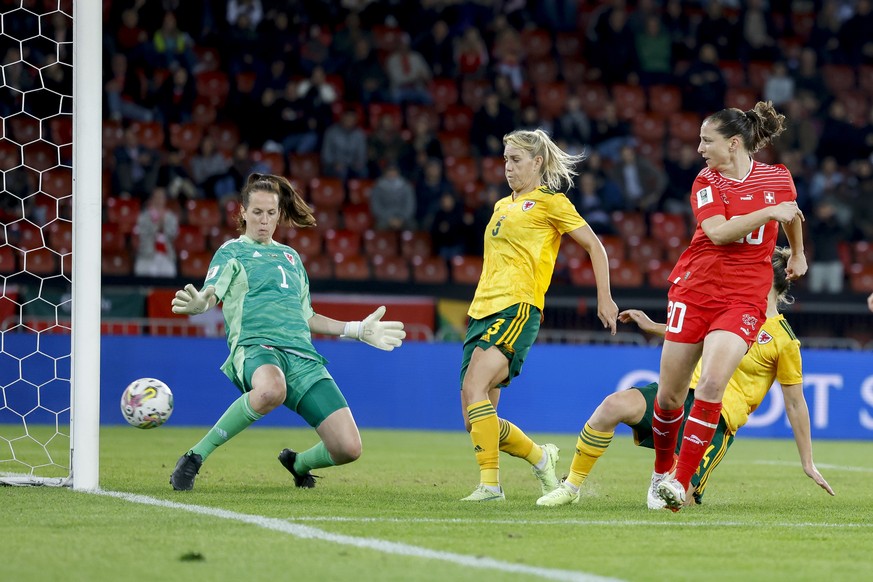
[752,460,873,473]
[89,489,624,582]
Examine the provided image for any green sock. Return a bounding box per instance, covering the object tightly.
[190,393,263,461]
[294,441,336,474]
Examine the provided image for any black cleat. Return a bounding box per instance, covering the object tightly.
[170,452,203,491]
[278,448,317,488]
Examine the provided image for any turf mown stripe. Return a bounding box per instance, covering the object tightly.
[90,489,624,582]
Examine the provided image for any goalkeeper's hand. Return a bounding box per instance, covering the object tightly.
[342,306,406,351]
[171,284,215,315]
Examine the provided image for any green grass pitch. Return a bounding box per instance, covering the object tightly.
[2,426,871,581]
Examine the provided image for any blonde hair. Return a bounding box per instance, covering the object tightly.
[503,129,585,192]
[236,173,316,232]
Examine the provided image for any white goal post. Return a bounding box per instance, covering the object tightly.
[0,1,101,489]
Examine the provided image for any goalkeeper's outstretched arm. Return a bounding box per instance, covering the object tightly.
[171,284,217,315]
[309,306,406,351]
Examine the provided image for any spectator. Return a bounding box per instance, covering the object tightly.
[662,0,696,63]
[848,158,873,242]
[634,14,674,86]
[160,149,199,202]
[774,99,819,164]
[471,92,516,157]
[367,112,409,176]
[681,43,727,115]
[590,101,635,162]
[331,12,372,70]
[427,191,467,260]
[369,165,416,231]
[190,136,231,199]
[384,34,433,105]
[838,0,873,66]
[662,143,702,214]
[226,0,263,30]
[808,0,845,64]
[737,0,779,63]
[400,115,443,180]
[454,27,489,78]
[518,104,551,134]
[104,53,155,123]
[817,101,863,167]
[134,187,179,278]
[321,108,368,180]
[493,73,520,115]
[149,11,195,72]
[860,105,873,159]
[608,145,667,214]
[214,142,254,200]
[343,38,390,105]
[299,24,333,75]
[115,9,149,64]
[763,62,795,107]
[807,198,849,294]
[695,0,739,60]
[590,7,639,85]
[415,20,455,78]
[574,172,616,235]
[810,156,847,209]
[415,158,455,226]
[295,65,337,128]
[155,65,196,124]
[113,127,161,199]
[275,81,321,155]
[792,48,831,109]
[553,95,591,151]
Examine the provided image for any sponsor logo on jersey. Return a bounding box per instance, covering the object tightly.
[757,329,773,344]
[696,186,713,207]
[284,252,296,265]
[764,191,776,204]
[206,265,219,280]
[740,194,753,200]
[522,200,536,211]
[252,251,261,257]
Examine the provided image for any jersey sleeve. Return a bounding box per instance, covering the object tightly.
[299,257,315,321]
[204,245,239,301]
[548,193,587,234]
[774,164,798,202]
[775,338,803,386]
[690,173,725,223]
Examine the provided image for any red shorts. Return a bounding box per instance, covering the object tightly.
[663,285,766,348]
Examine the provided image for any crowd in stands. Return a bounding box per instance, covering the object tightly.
[3,0,872,296]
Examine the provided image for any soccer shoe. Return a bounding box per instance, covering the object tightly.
[656,472,686,512]
[530,443,560,495]
[278,448,317,488]
[647,471,667,510]
[170,452,203,491]
[536,482,580,507]
[460,484,505,502]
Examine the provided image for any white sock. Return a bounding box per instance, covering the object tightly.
[533,446,549,470]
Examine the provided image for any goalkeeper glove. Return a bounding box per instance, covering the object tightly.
[341,306,406,351]
[171,284,215,315]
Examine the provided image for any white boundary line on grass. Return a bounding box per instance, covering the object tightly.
[91,489,624,582]
[753,460,873,473]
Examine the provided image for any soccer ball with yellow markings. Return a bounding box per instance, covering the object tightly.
[120,378,174,429]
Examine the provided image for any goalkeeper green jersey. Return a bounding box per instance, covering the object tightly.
[203,235,325,381]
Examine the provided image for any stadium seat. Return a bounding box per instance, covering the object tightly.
[309,177,346,211]
[480,156,505,186]
[223,198,241,228]
[195,70,230,108]
[822,64,856,94]
[451,255,483,284]
[404,103,437,131]
[460,78,490,111]
[430,77,459,113]
[288,153,320,183]
[637,139,664,166]
[632,112,666,142]
[411,255,448,284]
[648,85,682,115]
[208,123,240,154]
[438,132,471,158]
[0,245,16,274]
[130,121,165,150]
[746,61,773,91]
[668,112,703,144]
[577,83,609,118]
[372,24,404,55]
[840,91,869,126]
[559,236,590,262]
[600,235,626,261]
[208,225,237,250]
[646,259,674,289]
[235,71,258,96]
[853,241,873,265]
[371,255,410,282]
[42,167,72,197]
[179,250,212,279]
[324,228,361,258]
[102,120,124,151]
[560,57,587,85]
[444,156,478,191]
[175,225,208,254]
[312,207,339,231]
[333,254,370,281]
[169,122,203,154]
[47,221,72,254]
[848,264,873,293]
[442,104,474,134]
[535,81,568,120]
[304,254,333,280]
[192,97,217,127]
[23,141,59,172]
[8,222,44,251]
[185,199,220,229]
[860,65,873,96]
[610,258,644,288]
[105,196,141,234]
[719,60,746,88]
[368,102,403,130]
[568,258,597,287]
[555,32,583,58]
[611,211,647,239]
[102,223,127,253]
[650,212,689,241]
[102,250,133,276]
[612,84,647,120]
[342,204,373,233]
[400,230,432,260]
[725,87,757,111]
[8,114,39,144]
[521,27,552,59]
[346,178,374,205]
[251,149,285,175]
[363,229,398,257]
[49,116,72,146]
[627,236,664,263]
[663,236,689,264]
[527,59,559,85]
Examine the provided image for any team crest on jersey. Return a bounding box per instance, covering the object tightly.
[284,252,296,265]
[522,200,536,211]
[206,265,219,280]
[757,329,773,344]
[764,191,776,204]
[742,313,759,328]
[696,186,713,207]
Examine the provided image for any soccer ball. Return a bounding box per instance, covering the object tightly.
[120,378,174,429]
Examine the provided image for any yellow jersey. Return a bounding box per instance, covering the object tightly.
[468,186,587,319]
[690,314,803,434]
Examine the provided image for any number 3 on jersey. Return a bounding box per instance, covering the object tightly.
[666,301,686,333]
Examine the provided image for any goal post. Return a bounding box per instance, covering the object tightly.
[0,0,101,489]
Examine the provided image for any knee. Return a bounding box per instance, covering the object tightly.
[331,436,362,465]
[593,393,626,425]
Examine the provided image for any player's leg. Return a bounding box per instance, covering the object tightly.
[653,340,699,470]
[687,418,734,506]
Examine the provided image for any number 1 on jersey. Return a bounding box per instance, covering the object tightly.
[277,265,289,288]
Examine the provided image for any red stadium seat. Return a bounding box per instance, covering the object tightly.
[342,204,373,233]
[42,167,72,197]
[195,71,230,107]
[179,250,212,279]
[10,222,45,250]
[251,149,285,175]
[719,60,746,88]
[561,57,587,85]
[372,25,404,55]
[535,81,568,120]
[333,254,370,281]
[668,112,702,144]
[223,198,241,228]
[627,236,664,263]
[324,228,361,258]
[103,120,124,151]
[368,102,403,130]
[303,254,333,280]
[169,122,203,154]
[747,61,773,91]
[460,78,490,111]
[612,84,647,120]
[208,123,240,155]
[105,196,141,234]
[555,32,583,58]
[185,199,220,229]
[444,156,478,191]
[521,28,552,59]
[411,255,449,284]
[527,59,559,85]
[363,229,398,257]
[848,264,873,293]
[822,64,856,94]
[568,258,597,287]
[49,116,72,146]
[600,235,626,261]
[289,153,320,183]
[23,141,59,172]
[309,177,346,211]
[442,105,474,134]
[451,255,483,284]
[725,87,757,111]
[648,85,682,115]
[400,230,433,260]
[47,221,72,255]
[102,223,127,253]
[0,245,17,274]
[23,248,58,276]
[208,226,237,251]
[577,83,609,117]
[346,178,375,205]
[632,112,666,142]
[611,211,647,239]
[192,97,217,127]
[559,235,591,262]
[102,250,133,276]
[646,259,674,289]
[175,225,208,254]
[438,132,471,158]
[480,156,505,186]
[8,114,39,144]
[650,212,689,241]
[371,255,410,282]
[610,258,644,288]
[130,121,165,150]
[430,78,459,113]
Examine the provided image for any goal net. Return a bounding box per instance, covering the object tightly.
[0,0,101,489]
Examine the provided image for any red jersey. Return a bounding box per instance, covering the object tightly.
[667,161,797,298]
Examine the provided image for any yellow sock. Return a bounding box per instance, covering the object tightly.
[498,418,540,464]
[566,423,614,488]
[467,400,499,487]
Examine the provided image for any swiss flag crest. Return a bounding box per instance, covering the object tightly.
[757,329,773,344]
[522,200,536,211]
[284,252,296,265]
[764,191,775,204]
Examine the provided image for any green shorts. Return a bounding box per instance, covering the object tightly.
[239,345,348,428]
[629,382,735,504]
[460,303,541,388]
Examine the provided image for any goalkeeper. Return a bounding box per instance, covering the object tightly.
[169,173,406,491]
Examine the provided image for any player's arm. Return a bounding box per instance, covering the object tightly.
[782,383,835,496]
[309,307,406,351]
[567,224,618,334]
[171,284,217,315]
[700,202,804,245]
[618,309,667,337]
[781,217,808,280]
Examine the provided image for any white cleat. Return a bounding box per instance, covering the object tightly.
[536,482,581,507]
[656,472,686,512]
[460,484,505,502]
[531,443,560,495]
[647,471,667,510]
